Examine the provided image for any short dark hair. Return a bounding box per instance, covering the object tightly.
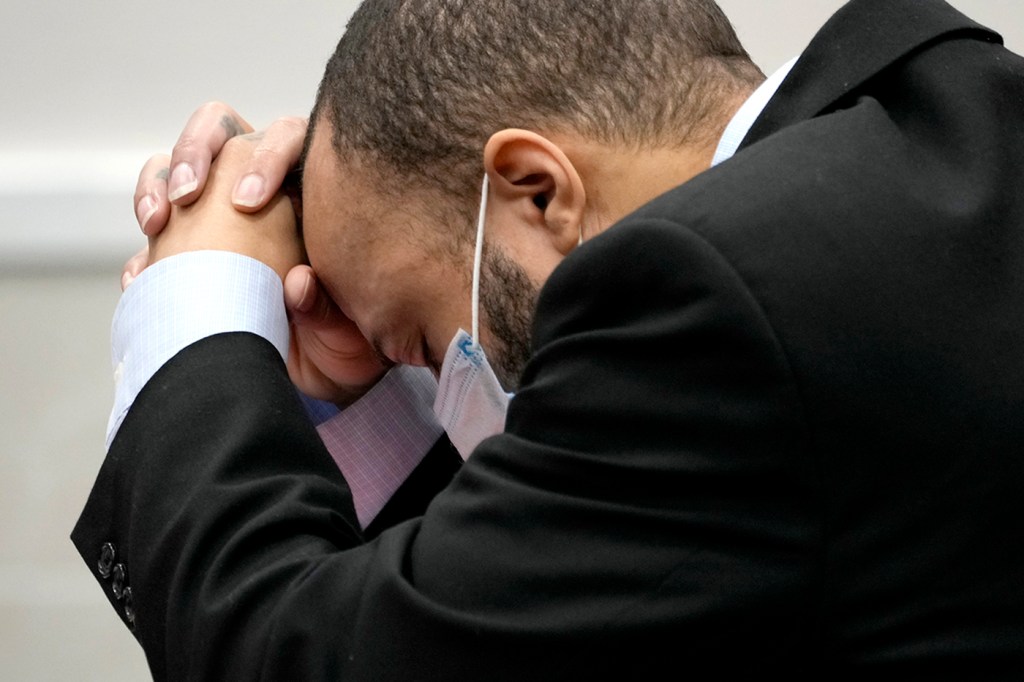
[311,0,760,218]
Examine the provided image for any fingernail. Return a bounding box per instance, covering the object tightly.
[137,194,158,235]
[121,271,135,290]
[167,163,198,202]
[233,173,266,208]
[295,272,316,313]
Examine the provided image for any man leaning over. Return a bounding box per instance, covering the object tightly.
[75,0,1024,678]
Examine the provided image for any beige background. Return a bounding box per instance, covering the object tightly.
[1,1,1020,678]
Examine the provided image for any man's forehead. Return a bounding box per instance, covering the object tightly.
[300,120,475,267]
[302,133,428,270]
[302,127,375,230]
[304,126,389,207]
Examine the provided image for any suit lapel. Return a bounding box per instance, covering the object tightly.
[740,0,1000,150]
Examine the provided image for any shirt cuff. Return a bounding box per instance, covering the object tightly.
[107,251,289,449]
[316,365,444,529]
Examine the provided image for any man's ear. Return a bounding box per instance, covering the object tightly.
[483,129,586,255]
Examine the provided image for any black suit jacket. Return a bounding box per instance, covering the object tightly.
[73,0,1024,678]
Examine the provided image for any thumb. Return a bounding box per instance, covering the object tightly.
[121,246,150,291]
[284,265,345,330]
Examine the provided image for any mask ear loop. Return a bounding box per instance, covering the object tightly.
[470,174,489,350]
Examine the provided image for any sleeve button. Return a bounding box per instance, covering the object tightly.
[111,563,127,600]
[123,587,136,628]
[97,543,116,579]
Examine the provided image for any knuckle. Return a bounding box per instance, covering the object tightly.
[275,116,308,133]
[135,167,164,204]
[134,173,149,197]
[252,141,282,160]
[197,100,230,118]
[147,155,171,180]
[171,133,200,158]
[254,117,308,165]
[221,133,249,154]
[219,133,254,163]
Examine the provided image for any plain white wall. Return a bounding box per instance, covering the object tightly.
[1,2,1021,679]
[1,0,1017,151]
[0,0,362,271]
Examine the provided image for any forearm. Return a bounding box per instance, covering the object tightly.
[76,333,365,677]
[109,249,441,529]
[106,251,290,448]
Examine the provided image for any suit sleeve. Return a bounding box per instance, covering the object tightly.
[72,218,819,680]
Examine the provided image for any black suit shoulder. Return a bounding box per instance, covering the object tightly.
[413,216,823,675]
[582,11,1024,670]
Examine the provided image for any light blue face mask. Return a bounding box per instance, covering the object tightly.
[432,175,513,460]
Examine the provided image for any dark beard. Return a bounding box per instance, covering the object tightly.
[479,243,539,391]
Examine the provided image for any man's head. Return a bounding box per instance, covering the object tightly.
[301,0,761,388]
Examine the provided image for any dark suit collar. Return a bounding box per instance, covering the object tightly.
[739,0,1001,150]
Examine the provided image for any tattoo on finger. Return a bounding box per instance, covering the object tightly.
[156,167,170,181]
[219,114,246,140]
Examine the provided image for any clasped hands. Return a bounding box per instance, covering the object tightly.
[126,102,387,406]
